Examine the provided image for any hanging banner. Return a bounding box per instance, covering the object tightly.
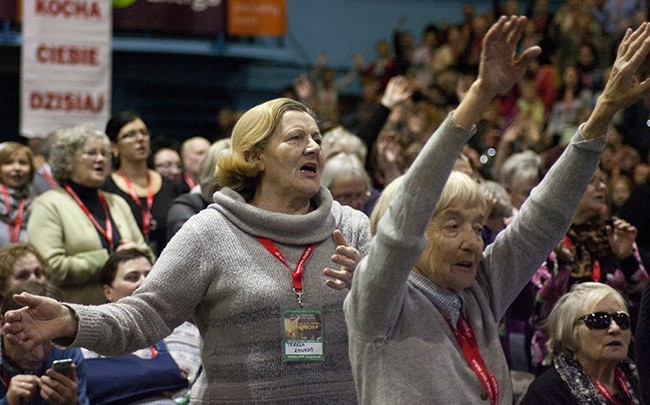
[227,0,286,36]
[20,0,112,138]
[112,0,226,36]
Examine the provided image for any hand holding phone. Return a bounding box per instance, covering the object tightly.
[51,358,73,377]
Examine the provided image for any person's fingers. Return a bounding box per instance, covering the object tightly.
[625,24,650,70]
[617,27,634,55]
[506,16,527,45]
[484,15,507,44]
[516,46,542,70]
[332,229,349,248]
[331,254,357,270]
[323,268,350,290]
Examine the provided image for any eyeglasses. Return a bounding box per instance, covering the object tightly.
[155,162,183,170]
[118,128,150,142]
[81,149,110,159]
[576,311,631,330]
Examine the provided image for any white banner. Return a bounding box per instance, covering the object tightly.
[21,0,112,138]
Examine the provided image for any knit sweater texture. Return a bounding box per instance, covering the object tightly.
[344,114,607,404]
[67,187,371,404]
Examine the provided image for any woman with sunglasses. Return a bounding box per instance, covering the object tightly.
[521,282,640,404]
[529,166,647,374]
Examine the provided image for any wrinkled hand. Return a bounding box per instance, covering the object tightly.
[8,375,41,405]
[324,230,362,290]
[477,16,542,98]
[598,23,650,115]
[3,293,75,350]
[607,217,638,259]
[381,76,413,108]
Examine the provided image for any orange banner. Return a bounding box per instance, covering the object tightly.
[227,0,286,36]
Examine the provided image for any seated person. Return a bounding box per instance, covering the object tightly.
[0,243,49,299]
[0,280,88,404]
[520,282,641,404]
[82,248,201,404]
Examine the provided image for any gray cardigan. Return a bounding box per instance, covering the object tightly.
[67,187,371,404]
[344,115,607,404]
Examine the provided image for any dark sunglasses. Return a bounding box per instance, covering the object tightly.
[576,311,631,330]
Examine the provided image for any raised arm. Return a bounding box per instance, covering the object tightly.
[454,15,541,130]
[346,15,543,336]
[583,23,650,139]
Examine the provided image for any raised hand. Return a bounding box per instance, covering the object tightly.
[607,217,638,259]
[381,75,413,108]
[584,22,650,138]
[476,15,542,98]
[453,15,541,130]
[324,229,362,290]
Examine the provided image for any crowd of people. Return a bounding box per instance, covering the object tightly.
[0,1,649,404]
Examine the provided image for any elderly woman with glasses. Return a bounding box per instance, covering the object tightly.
[521,282,641,404]
[26,125,152,305]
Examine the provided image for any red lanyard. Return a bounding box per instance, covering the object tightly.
[120,170,154,237]
[593,368,632,405]
[257,237,315,307]
[39,167,58,189]
[184,175,196,189]
[447,315,499,405]
[64,184,114,251]
[0,184,25,243]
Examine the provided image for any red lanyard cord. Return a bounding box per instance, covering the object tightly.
[447,315,499,405]
[0,184,26,243]
[64,184,114,251]
[257,237,315,307]
[592,368,632,405]
[120,170,154,237]
[39,167,58,189]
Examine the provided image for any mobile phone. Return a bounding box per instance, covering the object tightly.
[52,358,73,376]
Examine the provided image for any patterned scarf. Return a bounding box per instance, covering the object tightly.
[0,186,33,231]
[565,218,611,280]
[554,352,641,404]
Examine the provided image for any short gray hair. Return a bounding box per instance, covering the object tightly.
[50,124,110,185]
[500,150,541,189]
[321,126,368,163]
[320,153,371,190]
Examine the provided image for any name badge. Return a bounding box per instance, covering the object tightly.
[281,307,324,362]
